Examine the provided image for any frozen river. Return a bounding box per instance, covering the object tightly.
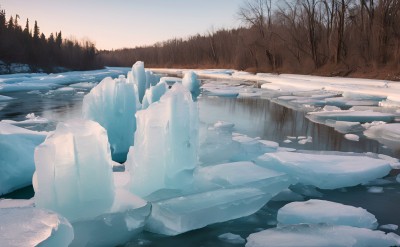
[1,69,399,246]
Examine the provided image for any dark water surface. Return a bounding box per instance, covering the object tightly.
[1,82,399,246]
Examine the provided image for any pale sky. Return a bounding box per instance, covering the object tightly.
[1,0,244,50]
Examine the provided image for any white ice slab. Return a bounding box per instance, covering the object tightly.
[325,120,363,134]
[246,224,400,247]
[218,233,245,244]
[277,199,378,229]
[231,133,279,161]
[364,123,400,150]
[255,151,392,189]
[0,207,74,247]
[145,187,272,236]
[308,110,395,123]
[194,161,291,192]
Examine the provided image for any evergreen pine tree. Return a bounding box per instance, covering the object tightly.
[33,20,39,40]
[23,18,30,36]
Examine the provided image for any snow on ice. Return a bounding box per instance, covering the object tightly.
[277,199,378,229]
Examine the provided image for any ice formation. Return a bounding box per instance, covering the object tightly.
[325,120,363,134]
[130,61,147,103]
[0,122,47,195]
[246,224,400,247]
[182,71,201,100]
[0,207,74,247]
[33,120,150,246]
[145,70,161,88]
[256,151,392,189]
[199,121,237,164]
[364,123,400,150]
[145,161,291,236]
[33,120,115,221]
[271,188,304,202]
[194,161,291,191]
[145,187,272,236]
[160,76,182,87]
[344,133,360,141]
[82,75,137,162]
[218,233,246,244]
[126,83,198,197]
[277,199,378,229]
[141,81,168,109]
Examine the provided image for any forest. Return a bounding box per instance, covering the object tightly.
[100,0,400,79]
[0,7,101,72]
[1,1,399,79]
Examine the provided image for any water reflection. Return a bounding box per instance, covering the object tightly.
[199,96,397,158]
[0,90,85,127]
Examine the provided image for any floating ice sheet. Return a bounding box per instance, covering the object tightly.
[0,207,74,247]
[246,224,400,247]
[307,110,395,123]
[0,122,47,195]
[255,151,392,189]
[277,199,378,229]
[145,187,272,236]
[194,161,291,192]
[364,123,400,150]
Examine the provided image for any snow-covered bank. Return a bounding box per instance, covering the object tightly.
[150,68,400,102]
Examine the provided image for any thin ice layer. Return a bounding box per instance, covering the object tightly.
[246,224,400,247]
[307,110,394,123]
[277,199,378,229]
[0,207,74,247]
[145,187,271,236]
[256,151,392,189]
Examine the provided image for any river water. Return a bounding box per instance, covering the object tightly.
[1,77,399,246]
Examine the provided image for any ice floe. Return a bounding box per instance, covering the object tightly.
[277,199,378,229]
[246,224,400,247]
[255,151,392,189]
[0,207,74,247]
[0,122,47,195]
[364,123,400,150]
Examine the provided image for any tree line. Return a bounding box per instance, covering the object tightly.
[0,6,101,72]
[100,0,400,79]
